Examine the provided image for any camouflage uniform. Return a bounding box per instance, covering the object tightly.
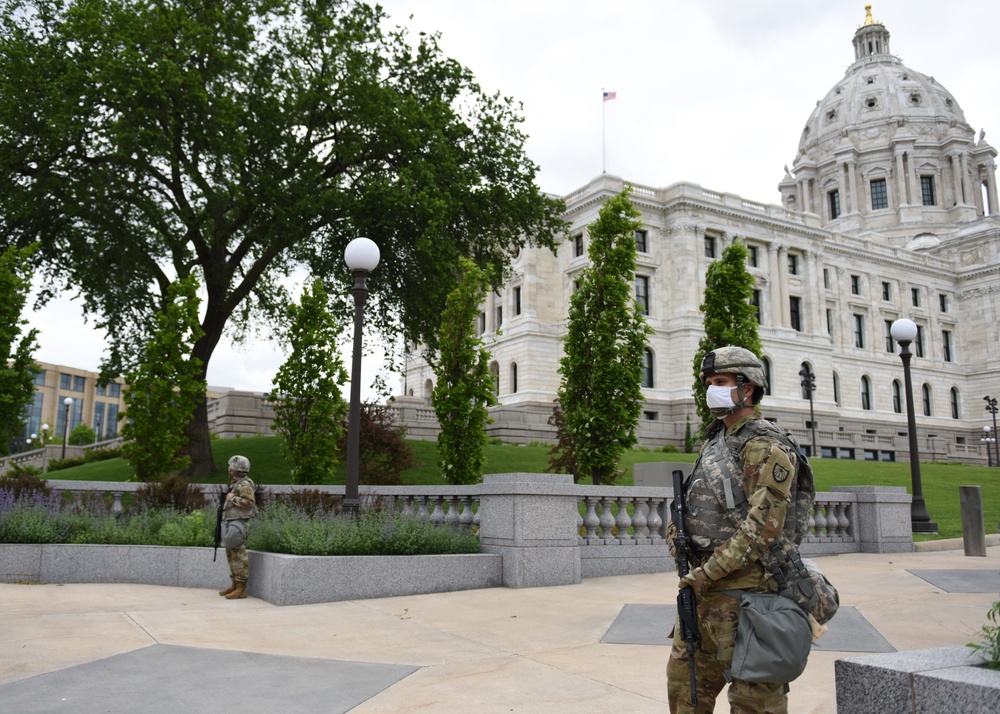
[222,475,257,584]
[667,413,799,714]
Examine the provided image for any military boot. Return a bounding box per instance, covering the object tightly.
[225,581,247,599]
[218,580,237,597]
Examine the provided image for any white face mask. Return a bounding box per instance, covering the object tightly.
[705,384,737,410]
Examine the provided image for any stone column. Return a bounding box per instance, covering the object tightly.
[984,161,999,215]
[478,473,582,588]
[779,245,791,327]
[894,152,906,206]
[906,153,919,208]
[950,154,964,205]
[807,249,823,335]
[768,243,783,327]
[961,153,973,210]
[830,486,914,553]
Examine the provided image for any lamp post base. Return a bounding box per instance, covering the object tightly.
[911,520,938,534]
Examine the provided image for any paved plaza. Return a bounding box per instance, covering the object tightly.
[1,545,998,713]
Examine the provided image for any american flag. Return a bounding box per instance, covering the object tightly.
[603,91,617,102]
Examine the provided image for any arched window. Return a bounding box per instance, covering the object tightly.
[833,372,841,406]
[799,362,814,399]
[950,387,960,419]
[511,363,518,394]
[641,348,654,388]
[922,383,932,416]
[423,378,433,406]
[489,361,500,397]
[860,376,872,410]
[762,357,772,396]
[892,380,903,414]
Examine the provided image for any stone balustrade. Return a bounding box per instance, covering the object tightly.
[27,475,912,592]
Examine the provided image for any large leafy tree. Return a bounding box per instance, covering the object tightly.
[0,244,40,454]
[0,0,566,476]
[270,279,348,485]
[553,189,652,485]
[691,239,761,436]
[431,257,495,485]
[121,274,206,481]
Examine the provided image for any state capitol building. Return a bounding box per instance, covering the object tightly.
[399,7,1000,465]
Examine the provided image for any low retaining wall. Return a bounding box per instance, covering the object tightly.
[835,645,1000,713]
[0,543,502,606]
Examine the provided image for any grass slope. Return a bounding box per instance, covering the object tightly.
[44,436,998,540]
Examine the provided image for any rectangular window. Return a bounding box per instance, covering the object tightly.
[643,411,659,421]
[826,308,833,336]
[109,383,121,399]
[854,313,865,348]
[915,325,925,357]
[829,190,841,219]
[920,175,936,206]
[939,293,948,312]
[752,290,761,324]
[851,275,861,295]
[73,375,85,392]
[790,296,802,331]
[573,233,584,257]
[513,286,522,316]
[635,276,650,316]
[882,281,891,301]
[634,229,648,253]
[60,373,71,389]
[105,404,119,439]
[93,402,106,442]
[704,236,716,259]
[870,178,888,210]
[747,245,758,268]
[33,370,45,386]
[478,312,486,333]
[96,384,107,396]
[942,330,952,362]
[823,268,830,289]
[885,320,895,352]
[24,393,43,440]
[58,396,84,436]
[911,287,920,307]
[787,253,799,275]
[495,306,502,330]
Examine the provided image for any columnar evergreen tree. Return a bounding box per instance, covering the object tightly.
[270,279,348,485]
[121,275,206,481]
[552,189,653,485]
[431,258,496,485]
[0,0,566,477]
[692,239,762,436]
[0,244,40,454]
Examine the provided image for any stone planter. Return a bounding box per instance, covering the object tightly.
[835,645,1000,713]
[0,543,502,606]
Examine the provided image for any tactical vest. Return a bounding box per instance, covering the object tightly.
[222,476,259,521]
[684,418,815,554]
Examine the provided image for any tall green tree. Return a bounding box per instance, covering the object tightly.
[552,189,653,485]
[270,279,348,485]
[121,275,206,481]
[0,244,40,454]
[0,0,566,477]
[431,257,495,485]
[692,239,761,436]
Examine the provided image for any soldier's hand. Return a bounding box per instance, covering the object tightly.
[666,520,679,559]
[679,566,712,597]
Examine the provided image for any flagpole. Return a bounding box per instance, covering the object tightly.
[602,88,606,174]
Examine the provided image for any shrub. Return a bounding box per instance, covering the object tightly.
[337,402,418,486]
[0,468,51,500]
[133,475,205,513]
[969,601,1000,670]
[47,446,123,472]
[285,488,342,516]
[660,444,680,453]
[68,423,97,446]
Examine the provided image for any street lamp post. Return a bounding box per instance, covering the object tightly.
[40,423,49,447]
[985,396,999,467]
[889,318,937,533]
[343,237,380,516]
[982,426,996,468]
[799,365,817,458]
[61,397,73,459]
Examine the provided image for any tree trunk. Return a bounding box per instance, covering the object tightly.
[181,399,215,478]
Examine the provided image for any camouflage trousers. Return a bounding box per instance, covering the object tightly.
[666,590,788,714]
[225,545,249,584]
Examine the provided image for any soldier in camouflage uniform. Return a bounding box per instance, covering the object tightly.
[666,346,800,713]
[218,454,258,600]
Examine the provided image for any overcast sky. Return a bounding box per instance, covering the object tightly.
[27,0,1000,397]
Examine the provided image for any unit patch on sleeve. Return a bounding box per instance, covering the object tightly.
[772,464,790,483]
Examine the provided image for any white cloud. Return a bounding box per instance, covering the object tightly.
[27,0,1000,393]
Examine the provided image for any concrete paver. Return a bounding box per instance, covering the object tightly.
[1,547,997,713]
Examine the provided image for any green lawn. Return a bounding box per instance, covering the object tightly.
[43,436,998,540]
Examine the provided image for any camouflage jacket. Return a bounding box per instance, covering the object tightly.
[685,414,799,592]
[222,476,258,521]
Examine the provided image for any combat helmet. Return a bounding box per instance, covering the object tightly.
[699,346,768,390]
[228,455,251,474]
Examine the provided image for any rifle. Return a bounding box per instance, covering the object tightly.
[212,485,227,562]
[671,469,701,707]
